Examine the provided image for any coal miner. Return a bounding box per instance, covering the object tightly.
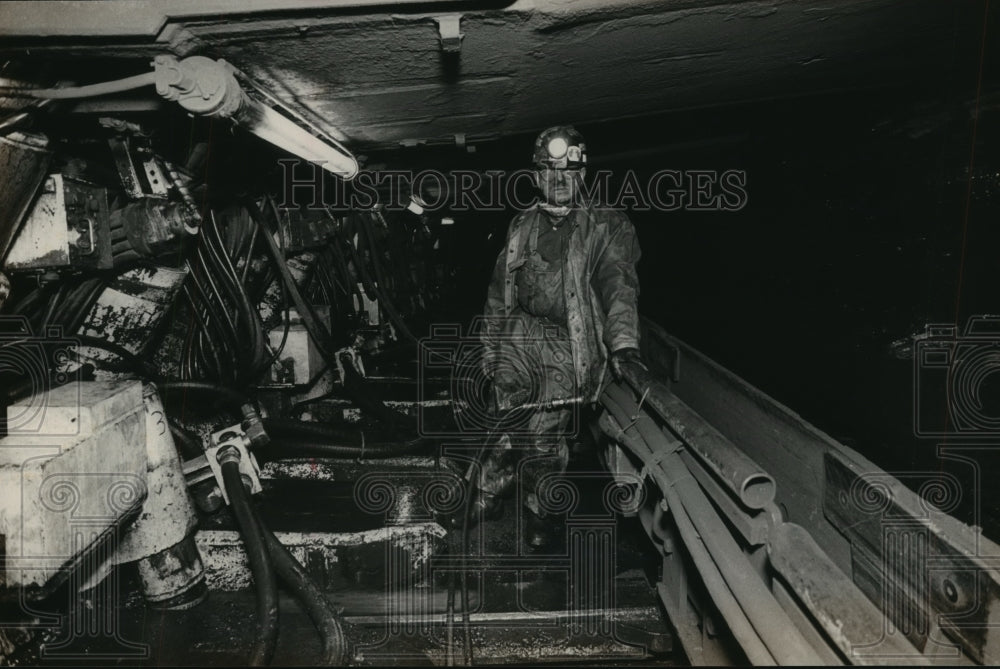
[473,125,644,550]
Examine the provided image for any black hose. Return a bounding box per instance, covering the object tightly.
[339,352,413,428]
[168,420,204,459]
[220,460,279,666]
[261,438,428,459]
[448,417,519,666]
[157,381,249,410]
[185,258,239,382]
[356,213,418,344]
[263,417,422,442]
[445,563,457,666]
[8,285,47,316]
[73,334,163,380]
[342,215,380,304]
[252,509,348,665]
[182,284,228,381]
[245,199,412,428]
[261,417,431,458]
[458,441,492,668]
[194,245,242,367]
[259,205,292,375]
[323,220,363,320]
[205,211,268,377]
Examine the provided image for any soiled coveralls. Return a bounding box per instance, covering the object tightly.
[479,203,642,517]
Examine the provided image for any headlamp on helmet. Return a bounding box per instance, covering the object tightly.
[533,125,586,169]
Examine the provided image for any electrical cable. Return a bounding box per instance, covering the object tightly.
[220,459,279,666]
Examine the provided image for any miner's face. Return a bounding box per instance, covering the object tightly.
[536,166,585,207]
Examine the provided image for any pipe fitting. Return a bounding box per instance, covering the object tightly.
[216,444,242,466]
[241,403,270,448]
[153,55,243,118]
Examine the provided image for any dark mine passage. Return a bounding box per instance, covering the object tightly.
[2,1,1000,667]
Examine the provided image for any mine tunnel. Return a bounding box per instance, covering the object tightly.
[2,0,1000,665]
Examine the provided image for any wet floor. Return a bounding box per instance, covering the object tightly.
[7,448,676,667]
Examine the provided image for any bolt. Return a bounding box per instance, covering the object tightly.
[943,578,959,604]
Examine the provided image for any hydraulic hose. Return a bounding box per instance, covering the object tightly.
[244,199,412,428]
[262,417,430,458]
[168,420,204,459]
[157,381,250,410]
[252,510,348,665]
[205,210,269,378]
[342,214,380,304]
[356,212,418,344]
[450,413,529,666]
[73,334,164,380]
[261,438,427,459]
[321,214,364,320]
[0,72,157,99]
[220,458,279,666]
[194,246,242,367]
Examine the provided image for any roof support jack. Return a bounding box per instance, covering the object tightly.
[434,15,464,54]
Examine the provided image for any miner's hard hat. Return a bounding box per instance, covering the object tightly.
[533,125,586,169]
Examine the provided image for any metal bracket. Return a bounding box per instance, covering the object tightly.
[108,136,145,199]
[204,424,263,504]
[335,345,366,384]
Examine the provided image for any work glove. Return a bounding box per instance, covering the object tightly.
[489,368,532,413]
[609,347,647,382]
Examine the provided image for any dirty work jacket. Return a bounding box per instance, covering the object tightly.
[482,204,642,403]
